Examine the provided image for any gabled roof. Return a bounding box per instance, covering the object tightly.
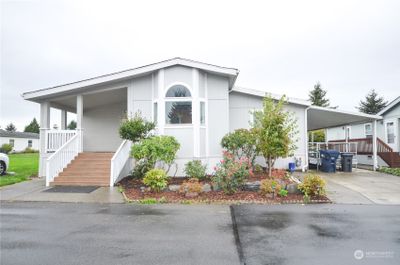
[22,57,239,101]
[0,129,39,139]
[377,96,400,116]
[231,86,310,106]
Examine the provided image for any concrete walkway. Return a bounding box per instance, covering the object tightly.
[0,178,124,203]
[317,169,400,205]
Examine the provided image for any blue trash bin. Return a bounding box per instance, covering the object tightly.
[288,162,296,173]
[319,150,340,173]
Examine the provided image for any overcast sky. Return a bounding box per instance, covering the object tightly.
[1,0,399,131]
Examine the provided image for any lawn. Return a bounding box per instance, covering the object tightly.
[0,153,39,187]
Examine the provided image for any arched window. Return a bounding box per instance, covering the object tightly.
[165,85,192,124]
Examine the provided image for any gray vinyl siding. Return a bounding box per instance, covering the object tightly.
[164,65,192,88]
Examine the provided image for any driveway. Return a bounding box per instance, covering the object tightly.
[319,169,400,205]
[232,204,400,265]
[0,202,239,265]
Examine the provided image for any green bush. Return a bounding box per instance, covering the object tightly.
[379,167,400,176]
[143,169,169,192]
[212,151,250,195]
[298,174,326,197]
[119,112,155,143]
[131,160,153,179]
[131,135,180,172]
[184,160,207,180]
[278,189,288,197]
[260,179,282,195]
[179,178,203,195]
[23,147,38,153]
[0,144,12,154]
[221,128,258,166]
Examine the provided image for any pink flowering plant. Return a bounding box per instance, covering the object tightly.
[212,151,252,195]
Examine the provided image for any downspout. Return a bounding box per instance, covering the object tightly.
[303,106,311,172]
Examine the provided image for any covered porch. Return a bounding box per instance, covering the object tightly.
[36,87,129,186]
[306,105,382,171]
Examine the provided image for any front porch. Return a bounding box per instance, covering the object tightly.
[38,88,131,186]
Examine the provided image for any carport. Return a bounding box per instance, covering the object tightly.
[305,105,382,170]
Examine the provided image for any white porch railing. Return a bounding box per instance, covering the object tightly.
[110,140,132,187]
[45,130,77,152]
[45,134,79,186]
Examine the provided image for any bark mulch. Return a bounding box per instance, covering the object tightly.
[119,175,331,204]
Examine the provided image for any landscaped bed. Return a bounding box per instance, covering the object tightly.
[119,171,331,204]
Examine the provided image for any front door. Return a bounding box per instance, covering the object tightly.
[385,119,397,151]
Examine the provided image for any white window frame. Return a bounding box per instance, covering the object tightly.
[164,83,193,127]
[364,123,372,138]
[28,139,33,148]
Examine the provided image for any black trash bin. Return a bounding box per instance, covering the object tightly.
[319,150,340,173]
[341,153,353,172]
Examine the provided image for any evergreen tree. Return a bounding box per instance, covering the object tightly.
[309,82,330,107]
[5,123,17,132]
[67,120,77,130]
[357,89,387,114]
[24,118,40,133]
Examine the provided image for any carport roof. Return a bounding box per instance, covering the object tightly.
[307,105,382,131]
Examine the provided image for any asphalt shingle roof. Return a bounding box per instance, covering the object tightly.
[0,129,39,139]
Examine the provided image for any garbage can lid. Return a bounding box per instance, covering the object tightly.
[341,153,354,157]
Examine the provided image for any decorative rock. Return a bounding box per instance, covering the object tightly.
[286,183,302,194]
[211,183,221,191]
[168,185,181,192]
[243,181,261,191]
[185,192,199,198]
[202,183,212,192]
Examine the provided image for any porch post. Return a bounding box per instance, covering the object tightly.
[76,95,83,152]
[39,102,51,178]
[60,110,67,130]
[372,120,378,171]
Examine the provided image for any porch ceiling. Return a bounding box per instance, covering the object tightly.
[307,105,381,131]
[50,88,127,113]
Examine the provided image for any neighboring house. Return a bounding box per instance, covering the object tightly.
[22,58,381,186]
[0,129,39,152]
[326,96,400,167]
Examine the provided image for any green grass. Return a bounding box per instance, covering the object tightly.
[0,153,39,187]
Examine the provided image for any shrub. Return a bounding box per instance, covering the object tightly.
[221,128,258,167]
[379,167,400,177]
[119,112,155,143]
[131,135,180,173]
[212,151,251,195]
[0,144,12,154]
[260,179,282,195]
[278,189,288,197]
[143,169,169,192]
[184,160,207,180]
[298,174,326,197]
[254,164,264,173]
[179,178,203,195]
[23,147,38,153]
[131,160,153,179]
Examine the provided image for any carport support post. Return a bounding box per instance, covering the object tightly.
[76,95,83,152]
[60,110,67,130]
[372,120,378,171]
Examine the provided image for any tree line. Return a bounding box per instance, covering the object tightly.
[2,119,76,133]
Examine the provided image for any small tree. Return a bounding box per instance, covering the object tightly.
[221,128,258,167]
[5,123,17,132]
[308,129,325,142]
[119,112,155,143]
[253,95,298,177]
[24,118,40,133]
[357,89,387,114]
[309,82,330,107]
[67,120,77,130]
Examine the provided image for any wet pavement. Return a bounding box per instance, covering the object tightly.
[0,202,239,265]
[232,204,400,265]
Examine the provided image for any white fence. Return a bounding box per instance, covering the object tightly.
[45,134,79,186]
[110,140,132,186]
[45,130,76,152]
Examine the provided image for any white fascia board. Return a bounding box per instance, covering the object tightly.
[309,105,382,120]
[231,86,310,106]
[377,96,400,116]
[22,57,239,101]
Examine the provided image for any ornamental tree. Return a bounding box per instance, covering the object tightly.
[119,112,155,143]
[253,95,298,177]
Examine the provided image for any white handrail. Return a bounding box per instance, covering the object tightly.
[110,140,132,186]
[46,130,76,152]
[46,134,79,186]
